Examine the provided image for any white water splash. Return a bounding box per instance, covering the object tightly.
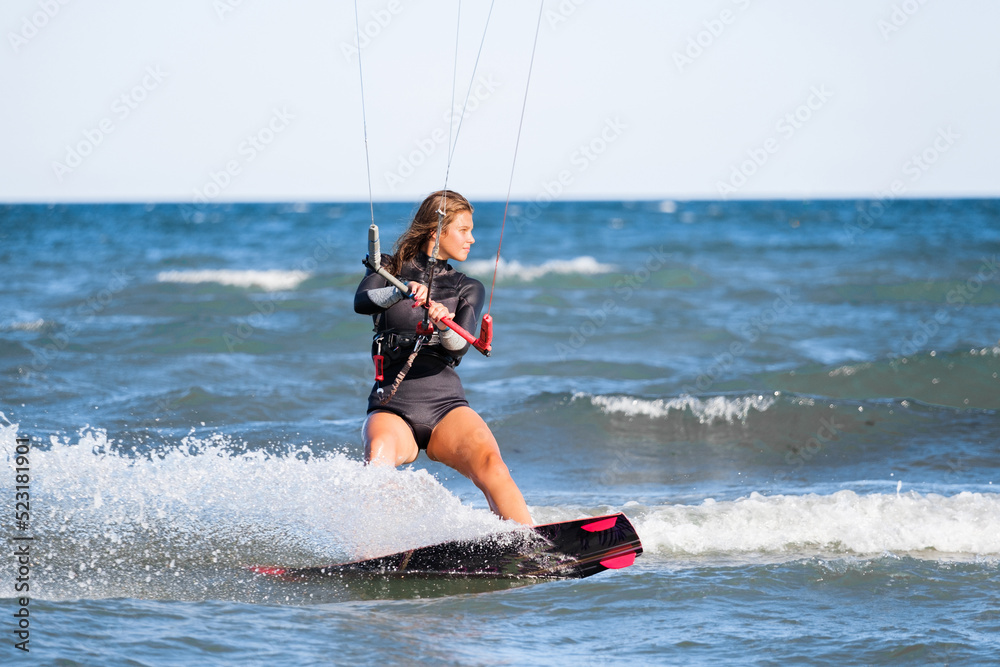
[463,256,615,282]
[578,392,777,424]
[1,318,47,331]
[0,426,510,593]
[634,490,1000,558]
[156,269,309,291]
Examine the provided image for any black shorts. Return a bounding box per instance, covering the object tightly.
[367,355,469,450]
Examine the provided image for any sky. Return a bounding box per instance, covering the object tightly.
[2,0,998,203]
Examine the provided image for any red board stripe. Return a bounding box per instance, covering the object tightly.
[580,516,618,532]
[248,566,286,576]
[599,552,636,569]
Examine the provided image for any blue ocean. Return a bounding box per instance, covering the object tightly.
[1,199,999,665]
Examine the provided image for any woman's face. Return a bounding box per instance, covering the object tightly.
[434,211,475,262]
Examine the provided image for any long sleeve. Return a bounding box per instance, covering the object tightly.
[442,275,485,359]
[355,254,485,365]
[354,254,396,315]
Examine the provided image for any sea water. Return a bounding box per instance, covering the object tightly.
[1,199,998,665]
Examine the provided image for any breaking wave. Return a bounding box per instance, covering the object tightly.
[633,489,1000,558]
[577,392,777,424]
[156,269,309,291]
[463,256,615,282]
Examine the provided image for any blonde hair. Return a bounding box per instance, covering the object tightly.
[383,190,473,274]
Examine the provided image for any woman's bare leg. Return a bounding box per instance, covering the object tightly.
[426,406,532,525]
[363,411,419,467]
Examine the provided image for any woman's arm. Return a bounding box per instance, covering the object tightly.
[354,268,394,315]
[354,254,421,314]
[435,277,486,356]
[355,257,429,315]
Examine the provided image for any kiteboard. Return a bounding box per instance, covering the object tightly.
[249,512,642,580]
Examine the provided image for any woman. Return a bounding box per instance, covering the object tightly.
[354,190,532,525]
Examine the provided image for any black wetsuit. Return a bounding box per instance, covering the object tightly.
[354,253,485,449]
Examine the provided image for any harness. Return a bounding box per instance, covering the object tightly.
[372,329,457,369]
[371,312,458,405]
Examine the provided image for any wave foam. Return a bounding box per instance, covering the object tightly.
[1,318,47,332]
[157,269,309,291]
[463,256,615,282]
[579,393,777,424]
[635,490,1000,557]
[0,425,508,599]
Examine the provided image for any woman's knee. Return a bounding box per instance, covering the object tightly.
[470,450,513,488]
[365,435,395,465]
[367,436,418,466]
[364,415,417,466]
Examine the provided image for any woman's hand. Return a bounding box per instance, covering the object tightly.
[405,282,454,329]
[424,299,456,330]
[406,281,428,303]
